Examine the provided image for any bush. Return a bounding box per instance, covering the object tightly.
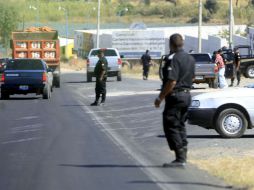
[204,0,219,14]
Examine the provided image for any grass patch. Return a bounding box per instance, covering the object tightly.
[190,157,254,190]
[122,62,160,80]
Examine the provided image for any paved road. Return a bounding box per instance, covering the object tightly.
[0,71,237,190]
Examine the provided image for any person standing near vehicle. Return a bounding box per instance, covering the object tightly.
[154,33,195,167]
[91,50,108,106]
[215,50,228,89]
[230,48,241,86]
[141,50,151,80]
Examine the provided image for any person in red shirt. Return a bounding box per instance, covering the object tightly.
[215,50,228,88]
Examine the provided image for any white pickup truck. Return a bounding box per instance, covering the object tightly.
[86,48,123,82]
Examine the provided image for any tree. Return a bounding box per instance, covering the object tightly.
[204,0,219,14]
[144,0,151,6]
[0,3,19,55]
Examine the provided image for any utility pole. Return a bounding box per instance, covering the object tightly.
[198,0,202,53]
[229,0,234,48]
[96,0,101,48]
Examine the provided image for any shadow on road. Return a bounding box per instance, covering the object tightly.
[65,81,87,84]
[3,97,40,100]
[128,180,234,189]
[59,164,163,168]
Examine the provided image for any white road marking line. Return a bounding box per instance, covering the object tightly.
[16,116,39,120]
[11,128,41,134]
[2,137,41,144]
[12,124,44,130]
[76,91,179,190]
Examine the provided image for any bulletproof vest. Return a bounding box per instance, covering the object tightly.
[160,53,175,87]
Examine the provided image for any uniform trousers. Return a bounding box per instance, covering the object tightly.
[163,91,191,151]
[95,78,106,102]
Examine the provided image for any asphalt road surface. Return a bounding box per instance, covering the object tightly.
[0,71,241,190]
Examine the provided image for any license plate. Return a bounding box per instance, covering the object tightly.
[19,85,29,90]
[195,76,204,80]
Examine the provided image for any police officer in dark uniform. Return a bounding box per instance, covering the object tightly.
[91,50,108,106]
[141,50,151,80]
[154,34,195,167]
[230,48,241,86]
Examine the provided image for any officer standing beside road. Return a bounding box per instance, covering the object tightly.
[230,48,241,86]
[90,50,108,106]
[141,50,152,80]
[154,34,195,167]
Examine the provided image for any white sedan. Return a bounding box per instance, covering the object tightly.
[188,86,254,138]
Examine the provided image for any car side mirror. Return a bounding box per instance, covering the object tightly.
[120,55,124,59]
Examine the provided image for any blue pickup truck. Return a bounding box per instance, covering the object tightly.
[0,59,53,99]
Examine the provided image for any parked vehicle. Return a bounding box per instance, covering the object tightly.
[11,27,60,87]
[222,45,254,78]
[86,48,123,82]
[190,53,218,88]
[188,86,254,138]
[0,59,53,99]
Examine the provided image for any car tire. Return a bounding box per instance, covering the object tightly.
[1,91,9,100]
[209,77,218,89]
[87,72,92,82]
[43,84,51,99]
[245,65,254,78]
[117,72,122,81]
[215,108,247,138]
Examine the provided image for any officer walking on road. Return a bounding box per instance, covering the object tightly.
[154,34,195,167]
[91,50,108,106]
[230,48,241,86]
[141,50,152,80]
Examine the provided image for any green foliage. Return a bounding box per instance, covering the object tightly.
[144,0,151,6]
[204,0,219,14]
[0,2,20,49]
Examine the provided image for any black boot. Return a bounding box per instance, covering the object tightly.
[90,101,99,106]
[101,94,106,105]
[91,95,100,106]
[163,148,186,168]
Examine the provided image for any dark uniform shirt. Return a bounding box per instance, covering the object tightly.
[164,50,195,90]
[234,52,241,66]
[94,57,108,79]
[141,53,151,66]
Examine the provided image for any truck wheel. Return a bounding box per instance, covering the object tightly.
[245,65,254,78]
[215,108,247,138]
[117,72,122,81]
[87,72,92,82]
[54,76,60,88]
[209,77,218,89]
[1,91,9,100]
[43,85,51,99]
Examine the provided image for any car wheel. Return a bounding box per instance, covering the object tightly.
[43,84,51,99]
[215,108,247,138]
[1,91,9,100]
[87,72,92,82]
[245,65,254,78]
[117,72,122,81]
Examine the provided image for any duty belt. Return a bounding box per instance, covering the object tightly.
[173,88,190,93]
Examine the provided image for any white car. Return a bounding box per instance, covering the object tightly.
[86,48,123,82]
[188,86,254,138]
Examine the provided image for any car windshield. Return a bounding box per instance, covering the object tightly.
[6,59,44,70]
[90,49,117,57]
[190,54,211,63]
